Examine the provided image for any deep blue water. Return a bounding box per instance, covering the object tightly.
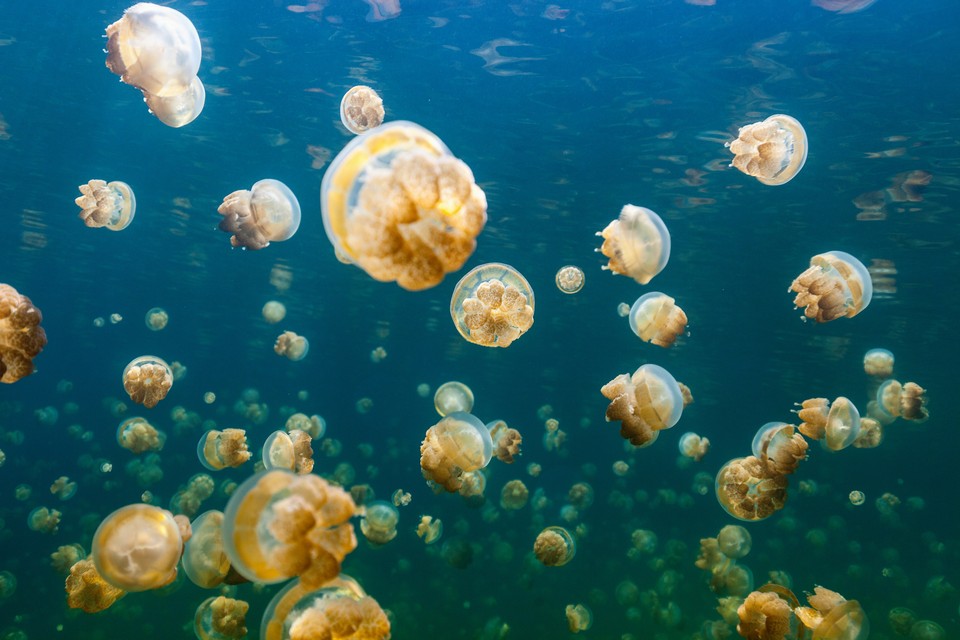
[1,0,959,638]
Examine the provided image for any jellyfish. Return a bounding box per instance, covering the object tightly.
[876,380,928,422]
[852,417,882,448]
[600,364,684,447]
[727,114,808,185]
[736,589,793,639]
[434,381,475,416]
[360,501,400,545]
[274,331,309,361]
[261,429,314,474]
[144,307,168,331]
[566,604,593,633]
[416,515,443,544]
[217,179,302,250]
[451,263,535,348]
[197,429,251,471]
[500,479,529,510]
[628,292,688,347]
[796,397,861,451]
[596,205,671,285]
[419,412,494,492]
[717,525,752,559]
[534,526,576,567]
[0,284,47,383]
[28,506,62,533]
[122,355,173,408]
[488,419,522,463]
[910,621,945,640]
[789,251,873,322]
[50,476,78,500]
[51,544,86,574]
[794,586,869,640]
[555,265,585,294]
[751,423,808,475]
[285,413,326,440]
[262,300,287,324]
[715,456,789,521]
[0,571,15,599]
[260,577,391,640]
[678,432,710,462]
[65,559,126,613]
[117,417,165,453]
[458,469,487,499]
[92,504,182,591]
[863,348,894,378]
[194,595,249,640]
[75,180,136,230]
[181,511,231,589]
[340,85,385,134]
[143,74,206,127]
[320,121,487,290]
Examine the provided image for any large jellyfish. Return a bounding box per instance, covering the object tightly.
[75,180,136,230]
[789,251,872,322]
[320,121,487,290]
[794,586,869,639]
[217,179,302,250]
[596,205,671,285]
[0,284,47,383]
[628,292,687,347]
[715,456,789,521]
[122,355,173,408]
[420,412,494,492]
[450,263,535,348]
[727,114,808,185]
[340,85,385,134]
[260,576,390,640]
[600,364,684,447]
[91,504,182,591]
[181,511,231,589]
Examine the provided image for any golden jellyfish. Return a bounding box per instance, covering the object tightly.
[105,3,205,127]
[678,432,710,461]
[194,595,249,640]
[320,121,487,290]
[197,429,250,471]
[65,558,126,613]
[600,363,684,447]
[863,348,894,378]
[451,263,535,348]
[262,300,287,324]
[285,413,326,439]
[534,526,576,567]
[340,85,385,134]
[488,419,522,463]
[796,397,861,451]
[360,501,399,545]
[715,456,788,521]
[122,355,173,408]
[181,511,231,589]
[434,381,475,416]
[727,114,808,185]
[117,416,165,453]
[28,506,62,533]
[217,179,302,250]
[221,470,357,589]
[75,180,137,230]
[144,307,168,331]
[737,589,794,640]
[852,417,882,449]
[51,544,86,574]
[566,603,593,633]
[789,251,872,322]
[0,284,47,383]
[262,429,314,474]
[260,576,391,640]
[274,331,309,361]
[750,423,808,475]
[92,504,182,591]
[420,412,494,492]
[555,265,585,294]
[876,380,929,422]
[500,479,529,510]
[596,204,671,285]
[794,586,869,640]
[458,469,486,499]
[717,525,752,559]
[416,515,443,544]
[628,292,687,347]
[849,490,866,506]
[50,476,78,500]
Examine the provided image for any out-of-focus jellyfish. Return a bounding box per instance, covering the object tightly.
[50,476,78,500]
[852,417,882,448]
[217,180,301,250]
[628,292,687,347]
[340,85,385,134]
[876,380,929,422]
[198,428,251,471]
[794,586,869,639]
[75,180,136,230]
[888,608,916,635]
[849,490,866,506]
[144,307,168,331]
[420,412,493,492]
[863,348,894,378]
[416,515,442,544]
[221,470,357,589]
[736,589,794,639]
[122,355,173,408]
[117,416,165,453]
[284,413,325,439]
[260,576,391,640]
[600,364,684,447]
[370,346,387,362]
[65,558,126,613]
[910,620,945,640]
[434,381,474,416]
[750,422,808,475]
[0,284,47,383]
[796,397,862,451]
[715,456,788,521]
[262,300,286,324]
[274,331,309,361]
[534,526,576,567]
[261,429,314,474]
[596,205,671,285]
[555,265,585,294]
[92,504,182,591]
[360,501,399,545]
[104,3,205,127]
[678,432,710,461]
[194,595,249,640]
[0,571,16,599]
[717,525,752,559]
[181,510,231,589]
[451,263,535,348]
[500,479,529,510]
[28,506,62,533]
[51,544,86,574]
[488,419,522,463]
[391,489,411,507]
[726,114,808,185]
[789,251,872,322]
[458,469,486,499]
[566,603,593,633]
[320,121,487,291]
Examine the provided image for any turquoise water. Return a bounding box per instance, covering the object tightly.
[0,0,958,638]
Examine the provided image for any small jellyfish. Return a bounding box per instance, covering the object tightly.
[50,544,86,574]
[416,515,443,544]
[28,506,62,533]
[596,205,671,285]
[566,603,593,633]
[849,490,866,506]
[284,413,326,440]
[715,456,788,521]
[727,114,808,185]
[600,364,684,447]
[75,180,136,230]
[261,300,287,324]
[122,355,173,408]
[65,559,126,613]
[117,417,166,453]
[434,381,475,416]
[451,263,535,348]
[629,292,688,347]
[751,422,808,475]
[0,284,47,384]
[0,571,16,599]
[274,330,309,361]
[555,265,585,294]
[198,429,251,471]
[863,348,894,378]
[194,595,249,640]
[488,419,522,463]
[217,179,302,250]
[360,501,400,545]
[340,85,385,134]
[678,432,710,462]
[534,526,576,567]
[910,621,945,640]
[144,307,168,331]
[876,380,928,422]
[789,251,873,322]
[717,525,752,559]
[50,476,78,500]
[420,412,494,492]
[794,586,869,640]
[92,504,182,591]
[181,511,231,589]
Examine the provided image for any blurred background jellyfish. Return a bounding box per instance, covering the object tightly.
[790,251,872,322]
[875,379,929,422]
[198,428,251,470]
[863,348,894,378]
[194,595,249,640]
[727,114,808,185]
[450,263,534,348]
[716,525,751,559]
[796,397,862,451]
[600,364,684,447]
[181,511,231,589]
[360,501,399,545]
[596,205,670,285]
[144,307,168,331]
[104,3,205,127]
[0,283,47,383]
[794,586,869,639]
[488,419,522,463]
[75,180,136,230]
[420,412,493,492]
[565,603,593,633]
[92,504,182,591]
[122,355,173,408]
[555,265,585,294]
[117,417,166,453]
[678,432,709,462]
[320,121,487,290]
[434,381,474,416]
[416,515,443,544]
[274,330,309,361]
[262,300,286,324]
[628,292,687,347]
[534,526,576,567]
[260,576,390,640]
[340,85,384,134]
[217,179,302,250]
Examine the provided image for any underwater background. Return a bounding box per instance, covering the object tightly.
[1,0,959,637]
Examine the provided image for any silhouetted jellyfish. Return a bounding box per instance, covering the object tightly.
[416,515,443,544]
[217,179,302,250]
[629,292,687,347]
[197,429,250,471]
[863,348,894,378]
[566,603,593,633]
[795,586,869,640]
[181,511,231,589]
[116,417,165,453]
[451,263,535,348]
[715,456,788,521]
[221,470,357,589]
[555,265,585,294]
[194,595,249,640]
[92,504,182,591]
[274,331,309,361]
[534,526,576,567]
[488,419,522,463]
[122,355,173,408]
[144,307,168,331]
[876,380,929,422]
[434,381,474,416]
[340,85,385,134]
[789,251,872,322]
[727,114,808,185]
[65,558,126,613]
[320,121,487,290]
[261,576,391,640]
[678,432,710,461]
[420,412,493,492]
[75,180,136,230]
[262,300,286,324]
[597,205,671,284]
[796,397,862,451]
[600,364,684,447]
[0,284,47,383]
[360,501,399,545]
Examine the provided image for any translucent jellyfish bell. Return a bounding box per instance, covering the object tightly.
[790,251,873,322]
[420,412,495,492]
[217,179,302,250]
[715,456,788,521]
[92,504,182,591]
[628,292,687,347]
[597,205,671,285]
[181,510,231,589]
[122,355,173,408]
[727,114,808,185]
[261,430,295,471]
[340,85,385,134]
[360,501,400,545]
[450,263,535,348]
[824,396,861,451]
[534,526,576,567]
[600,364,684,447]
[433,381,475,416]
[75,180,136,230]
[555,265,585,294]
[143,75,205,128]
[261,577,391,640]
[863,348,894,378]
[194,596,249,640]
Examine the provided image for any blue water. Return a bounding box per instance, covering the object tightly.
[0,0,958,638]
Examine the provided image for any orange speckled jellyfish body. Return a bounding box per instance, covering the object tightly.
[600,363,684,447]
[122,355,173,408]
[790,251,872,322]
[75,180,137,230]
[450,263,535,348]
[727,114,808,185]
[715,456,789,522]
[91,504,182,592]
[261,576,391,640]
[0,284,47,384]
[419,412,494,492]
[597,204,671,285]
[534,526,576,567]
[340,85,385,134]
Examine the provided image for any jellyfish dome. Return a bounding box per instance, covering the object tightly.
[628,292,687,347]
[261,576,391,640]
[450,263,535,348]
[434,381,475,416]
[600,364,684,447]
[727,114,808,185]
[92,504,182,591]
[340,85,385,135]
[597,205,671,285]
[420,412,494,492]
[217,179,302,250]
[75,180,136,230]
[181,510,231,589]
[790,251,873,322]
